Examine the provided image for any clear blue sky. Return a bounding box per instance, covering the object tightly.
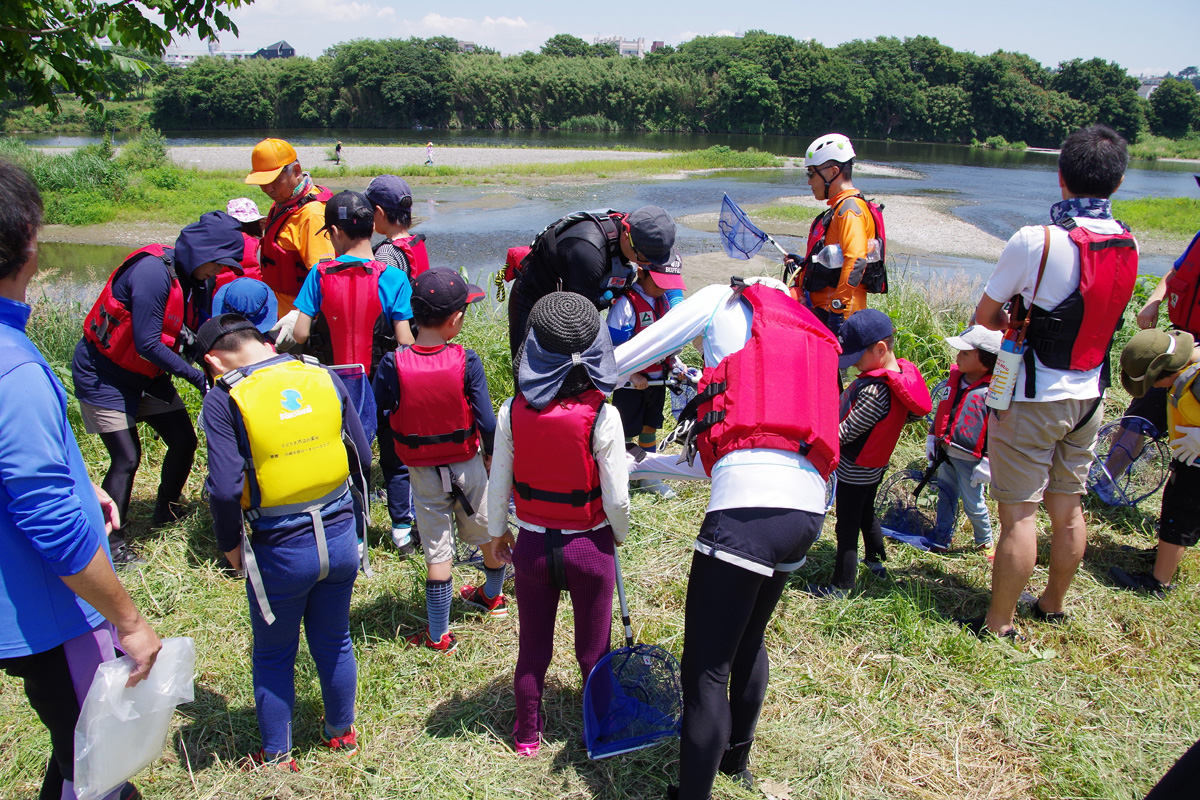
[197,0,1198,77]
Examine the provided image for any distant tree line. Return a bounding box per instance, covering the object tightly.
[56,32,1200,146]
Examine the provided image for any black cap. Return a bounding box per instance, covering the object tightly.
[411,268,486,319]
[195,313,259,358]
[365,175,414,214]
[318,190,375,235]
[837,308,895,369]
[626,206,676,266]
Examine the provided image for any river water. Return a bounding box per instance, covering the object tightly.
[27,130,1200,303]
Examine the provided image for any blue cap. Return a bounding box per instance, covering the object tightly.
[212,278,278,333]
[837,308,894,369]
[365,175,413,214]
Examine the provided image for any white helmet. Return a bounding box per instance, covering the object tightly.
[804,133,856,167]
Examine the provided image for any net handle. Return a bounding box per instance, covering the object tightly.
[614,548,634,648]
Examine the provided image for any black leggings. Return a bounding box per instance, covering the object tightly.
[678,552,790,800]
[833,478,886,590]
[98,408,196,521]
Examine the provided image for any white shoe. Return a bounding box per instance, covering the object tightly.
[357,539,365,560]
[391,524,416,555]
[637,478,677,499]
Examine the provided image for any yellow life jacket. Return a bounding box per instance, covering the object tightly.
[218,356,357,625]
[221,356,350,515]
[1168,362,1200,456]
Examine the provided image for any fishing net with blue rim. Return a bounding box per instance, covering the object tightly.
[583,643,682,760]
[1087,416,1170,508]
[876,468,959,552]
[718,194,770,260]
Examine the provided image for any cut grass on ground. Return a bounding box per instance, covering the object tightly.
[0,293,1196,800]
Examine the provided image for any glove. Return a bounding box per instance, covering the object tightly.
[269,309,300,352]
[926,435,938,465]
[1170,425,1200,464]
[970,457,991,487]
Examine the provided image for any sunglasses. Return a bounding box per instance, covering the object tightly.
[625,228,653,265]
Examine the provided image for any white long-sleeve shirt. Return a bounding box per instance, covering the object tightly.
[613,281,827,514]
[487,398,631,542]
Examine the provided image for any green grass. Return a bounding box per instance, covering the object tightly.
[1112,197,1200,238]
[1,280,1197,800]
[1129,133,1200,161]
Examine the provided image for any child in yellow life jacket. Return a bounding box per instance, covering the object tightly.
[488,292,630,757]
[1113,329,1200,598]
[606,258,686,498]
[372,268,500,652]
[809,309,932,597]
[197,313,371,769]
[927,325,1002,555]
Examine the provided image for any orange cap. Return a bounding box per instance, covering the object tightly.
[245,138,297,185]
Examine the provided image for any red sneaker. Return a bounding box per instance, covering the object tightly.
[243,748,299,772]
[459,584,508,618]
[321,723,359,757]
[406,628,458,653]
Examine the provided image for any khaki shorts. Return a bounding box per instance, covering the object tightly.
[409,452,491,565]
[79,392,186,434]
[987,397,1103,504]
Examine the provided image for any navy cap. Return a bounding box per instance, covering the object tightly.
[212,278,278,334]
[365,175,414,214]
[318,190,375,234]
[837,308,895,369]
[195,313,259,358]
[411,268,486,319]
[626,206,676,267]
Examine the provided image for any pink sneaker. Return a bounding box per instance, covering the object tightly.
[513,721,540,757]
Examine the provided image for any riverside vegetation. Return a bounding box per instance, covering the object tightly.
[0,254,1196,799]
[5,32,1200,158]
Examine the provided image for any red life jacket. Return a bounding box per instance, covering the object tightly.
[259,186,333,299]
[394,234,430,278]
[316,258,386,370]
[389,344,478,466]
[798,193,888,295]
[1020,219,1138,397]
[932,366,991,459]
[214,233,263,290]
[839,358,932,469]
[1166,231,1200,336]
[693,284,842,479]
[510,389,606,529]
[626,289,671,376]
[82,244,196,378]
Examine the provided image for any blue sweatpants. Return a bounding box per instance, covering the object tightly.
[247,515,359,756]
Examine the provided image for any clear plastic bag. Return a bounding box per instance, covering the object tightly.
[73,637,196,800]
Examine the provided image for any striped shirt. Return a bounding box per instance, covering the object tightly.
[837,381,891,485]
[374,240,411,278]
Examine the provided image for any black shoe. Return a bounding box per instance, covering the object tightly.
[719,740,754,790]
[1018,591,1070,626]
[954,614,1025,643]
[109,538,146,569]
[1109,566,1172,599]
[151,500,187,527]
[119,783,142,800]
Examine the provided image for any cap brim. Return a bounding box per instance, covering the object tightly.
[648,270,686,291]
[838,348,867,369]
[216,257,244,274]
[944,335,973,351]
[244,166,284,185]
[464,284,486,305]
[230,212,264,223]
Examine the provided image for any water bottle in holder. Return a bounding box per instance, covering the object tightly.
[985,226,1051,411]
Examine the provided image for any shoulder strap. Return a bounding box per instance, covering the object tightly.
[1012,226,1052,345]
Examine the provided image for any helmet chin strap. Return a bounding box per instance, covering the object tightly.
[821,163,842,199]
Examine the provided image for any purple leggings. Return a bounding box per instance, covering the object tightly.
[512,525,615,745]
[0,622,122,800]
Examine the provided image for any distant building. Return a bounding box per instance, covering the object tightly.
[651,41,666,53]
[457,41,476,53]
[162,40,251,66]
[1137,76,1164,100]
[594,35,647,58]
[253,40,295,60]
